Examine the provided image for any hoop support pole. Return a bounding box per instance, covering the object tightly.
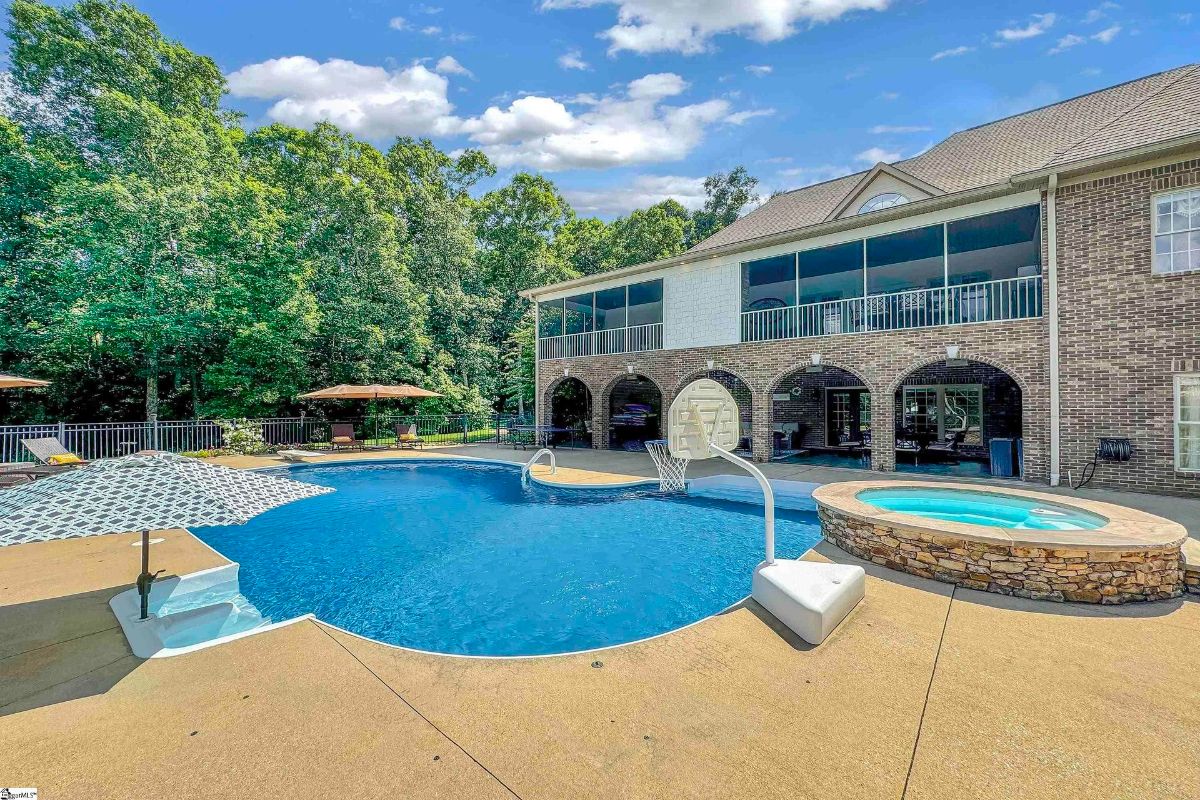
[710,442,775,565]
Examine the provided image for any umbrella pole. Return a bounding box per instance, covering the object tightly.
[136,528,162,620]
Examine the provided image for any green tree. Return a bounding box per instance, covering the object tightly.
[688,166,759,247]
[609,199,693,267]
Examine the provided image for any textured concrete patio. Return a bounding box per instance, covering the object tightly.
[2,449,1199,799]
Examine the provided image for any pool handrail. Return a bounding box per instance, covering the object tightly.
[522,448,557,482]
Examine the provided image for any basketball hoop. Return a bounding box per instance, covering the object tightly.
[645,440,689,492]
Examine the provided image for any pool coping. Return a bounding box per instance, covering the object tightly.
[812,480,1188,552]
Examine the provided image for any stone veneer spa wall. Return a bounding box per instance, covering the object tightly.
[812,482,1188,604]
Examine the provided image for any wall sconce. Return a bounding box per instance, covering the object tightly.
[706,359,715,370]
[945,345,960,361]
[563,367,570,377]
[626,364,634,374]
[806,352,823,373]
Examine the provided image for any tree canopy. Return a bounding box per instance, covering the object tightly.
[0,0,759,423]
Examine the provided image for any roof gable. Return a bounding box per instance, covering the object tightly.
[824,162,944,221]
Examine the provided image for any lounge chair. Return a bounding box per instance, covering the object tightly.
[328,423,364,451]
[392,422,424,450]
[20,437,87,466]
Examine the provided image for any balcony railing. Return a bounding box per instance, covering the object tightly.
[538,322,664,360]
[741,275,1042,343]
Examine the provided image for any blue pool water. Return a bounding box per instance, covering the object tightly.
[196,460,822,657]
[857,487,1107,530]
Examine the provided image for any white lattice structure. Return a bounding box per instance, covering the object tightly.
[0,452,332,546]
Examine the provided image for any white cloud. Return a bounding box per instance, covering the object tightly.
[227,56,460,139]
[464,72,732,170]
[412,3,442,13]
[1092,24,1121,43]
[724,108,775,125]
[557,49,591,70]
[777,164,854,186]
[996,13,1056,42]
[421,25,442,35]
[745,64,773,77]
[388,16,408,30]
[563,175,708,216]
[869,124,931,134]
[541,0,891,55]
[931,45,973,60]
[1083,2,1118,24]
[229,59,746,171]
[435,55,473,78]
[856,146,901,164]
[1048,33,1085,54]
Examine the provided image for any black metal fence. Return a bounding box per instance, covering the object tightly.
[0,414,535,462]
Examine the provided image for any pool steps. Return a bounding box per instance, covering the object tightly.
[110,563,308,658]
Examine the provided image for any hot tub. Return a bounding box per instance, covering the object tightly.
[812,481,1187,604]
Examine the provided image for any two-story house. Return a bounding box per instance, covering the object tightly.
[521,64,1200,495]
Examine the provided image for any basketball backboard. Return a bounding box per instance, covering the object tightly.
[667,378,740,460]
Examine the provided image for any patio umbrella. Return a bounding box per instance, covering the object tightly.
[0,452,332,619]
[0,373,50,389]
[298,383,443,444]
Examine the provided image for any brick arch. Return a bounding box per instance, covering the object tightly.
[884,351,1032,395]
[671,365,757,398]
[766,359,877,396]
[598,370,666,406]
[541,374,598,418]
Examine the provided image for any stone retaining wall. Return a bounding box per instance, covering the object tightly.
[818,506,1185,604]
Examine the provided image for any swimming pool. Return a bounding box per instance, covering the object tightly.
[857,486,1108,530]
[196,460,822,657]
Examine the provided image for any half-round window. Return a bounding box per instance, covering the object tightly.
[858,192,910,214]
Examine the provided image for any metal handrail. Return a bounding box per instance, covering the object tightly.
[521,448,557,482]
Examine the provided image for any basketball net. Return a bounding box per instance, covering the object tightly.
[644,440,690,492]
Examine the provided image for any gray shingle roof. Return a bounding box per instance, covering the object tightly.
[690,64,1200,254]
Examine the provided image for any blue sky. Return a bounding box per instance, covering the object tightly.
[3,0,1198,216]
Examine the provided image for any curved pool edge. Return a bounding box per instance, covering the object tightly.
[813,480,1187,604]
[194,456,824,661]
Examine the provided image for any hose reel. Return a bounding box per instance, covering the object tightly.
[1072,437,1132,489]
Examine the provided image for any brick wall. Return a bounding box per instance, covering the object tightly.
[1055,157,1200,495]
[537,319,1049,479]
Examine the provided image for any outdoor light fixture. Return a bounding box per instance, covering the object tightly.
[806,353,823,373]
[706,359,714,370]
[945,344,967,367]
[626,364,634,374]
[563,367,570,377]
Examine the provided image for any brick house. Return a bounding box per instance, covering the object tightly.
[521,65,1200,496]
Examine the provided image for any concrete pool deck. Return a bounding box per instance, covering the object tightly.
[2,448,1199,798]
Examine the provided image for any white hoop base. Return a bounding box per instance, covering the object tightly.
[645,439,690,492]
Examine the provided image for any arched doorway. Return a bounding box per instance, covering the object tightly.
[894,360,1023,478]
[770,364,872,467]
[608,375,662,451]
[683,370,753,455]
[550,377,593,448]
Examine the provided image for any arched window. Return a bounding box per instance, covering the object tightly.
[858,192,910,215]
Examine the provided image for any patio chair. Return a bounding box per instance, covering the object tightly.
[20,437,87,466]
[328,423,364,451]
[925,431,966,460]
[392,422,424,450]
[894,434,922,465]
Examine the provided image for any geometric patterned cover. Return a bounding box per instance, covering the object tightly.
[0,452,333,547]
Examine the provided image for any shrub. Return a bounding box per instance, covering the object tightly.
[219,418,268,455]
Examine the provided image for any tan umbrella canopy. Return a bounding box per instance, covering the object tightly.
[299,384,443,445]
[298,383,441,400]
[0,373,50,389]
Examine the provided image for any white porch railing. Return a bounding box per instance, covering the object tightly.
[538,322,664,360]
[741,274,1042,343]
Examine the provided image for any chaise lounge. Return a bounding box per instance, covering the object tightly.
[329,423,364,451]
[392,422,424,450]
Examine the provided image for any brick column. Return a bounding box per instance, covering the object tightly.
[751,389,772,462]
[871,387,895,472]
